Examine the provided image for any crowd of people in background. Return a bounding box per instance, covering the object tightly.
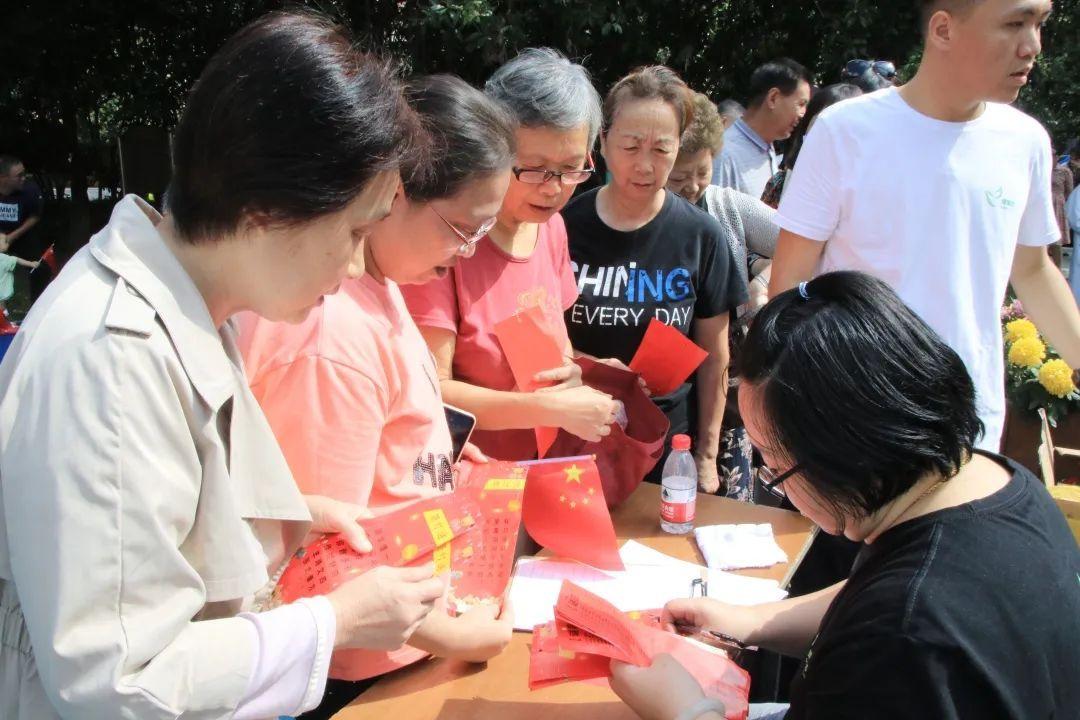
[1,1,1079,719]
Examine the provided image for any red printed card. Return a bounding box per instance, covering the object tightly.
[450,461,528,609]
[274,495,479,605]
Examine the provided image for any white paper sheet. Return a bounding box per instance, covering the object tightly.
[508,541,788,631]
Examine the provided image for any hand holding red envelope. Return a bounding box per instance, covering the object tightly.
[493,305,565,456]
[528,582,751,720]
[629,318,710,396]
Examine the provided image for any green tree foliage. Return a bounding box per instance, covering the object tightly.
[1,0,1077,210]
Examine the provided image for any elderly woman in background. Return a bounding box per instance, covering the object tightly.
[666,91,780,499]
[667,91,779,314]
[562,66,746,491]
[404,48,619,463]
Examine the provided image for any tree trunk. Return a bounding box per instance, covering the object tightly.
[60,94,90,247]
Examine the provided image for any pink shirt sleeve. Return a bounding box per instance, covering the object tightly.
[401,271,460,334]
[250,355,388,505]
[234,596,336,720]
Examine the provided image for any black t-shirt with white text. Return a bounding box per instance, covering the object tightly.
[786,453,1080,719]
[0,181,44,257]
[562,188,746,436]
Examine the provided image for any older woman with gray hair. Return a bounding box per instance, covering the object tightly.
[403,48,621,462]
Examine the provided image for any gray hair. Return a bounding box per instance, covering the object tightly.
[484,48,603,147]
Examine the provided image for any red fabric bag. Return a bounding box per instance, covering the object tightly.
[546,357,670,507]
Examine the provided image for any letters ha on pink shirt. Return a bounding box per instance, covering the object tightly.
[401,213,580,461]
[236,273,455,681]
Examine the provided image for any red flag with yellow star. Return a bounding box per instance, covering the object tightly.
[521,455,624,570]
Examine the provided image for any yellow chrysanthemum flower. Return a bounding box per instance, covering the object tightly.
[1004,318,1038,343]
[1038,358,1076,398]
[1007,336,1046,368]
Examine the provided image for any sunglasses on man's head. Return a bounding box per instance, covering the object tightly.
[842,59,897,81]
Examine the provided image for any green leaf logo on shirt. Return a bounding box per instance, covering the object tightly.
[985,187,1017,209]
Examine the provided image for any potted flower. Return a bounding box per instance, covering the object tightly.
[1000,299,1080,471]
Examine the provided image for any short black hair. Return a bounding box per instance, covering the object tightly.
[747,58,812,107]
[403,75,515,203]
[168,10,424,243]
[0,155,22,175]
[739,271,983,524]
[916,0,982,36]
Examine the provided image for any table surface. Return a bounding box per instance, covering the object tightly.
[334,483,816,720]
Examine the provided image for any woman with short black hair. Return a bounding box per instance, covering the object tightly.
[0,11,445,719]
[610,271,1080,720]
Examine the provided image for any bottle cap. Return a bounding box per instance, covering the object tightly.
[671,434,691,451]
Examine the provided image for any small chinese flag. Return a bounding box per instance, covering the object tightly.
[522,455,624,570]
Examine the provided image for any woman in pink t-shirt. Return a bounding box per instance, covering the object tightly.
[237,75,517,719]
[403,49,625,462]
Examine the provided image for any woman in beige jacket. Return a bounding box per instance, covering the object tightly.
[0,12,444,720]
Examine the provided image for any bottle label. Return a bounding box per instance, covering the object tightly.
[661,494,696,523]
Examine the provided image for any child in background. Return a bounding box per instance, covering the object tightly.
[0,235,39,319]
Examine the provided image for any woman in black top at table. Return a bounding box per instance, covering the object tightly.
[563,65,746,491]
[608,271,1080,720]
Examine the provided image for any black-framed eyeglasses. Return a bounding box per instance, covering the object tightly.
[511,164,596,186]
[429,205,497,256]
[757,463,802,500]
[842,59,897,81]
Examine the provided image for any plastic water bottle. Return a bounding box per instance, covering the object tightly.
[660,434,697,534]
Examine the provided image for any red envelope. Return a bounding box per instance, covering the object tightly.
[493,305,565,456]
[529,622,612,689]
[629,318,709,396]
[532,582,752,719]
[554,582,650,665]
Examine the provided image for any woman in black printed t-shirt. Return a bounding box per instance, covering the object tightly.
[563,65,746,490]
[609,272,1080,720]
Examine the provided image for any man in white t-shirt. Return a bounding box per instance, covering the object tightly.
[769,0,1080,452]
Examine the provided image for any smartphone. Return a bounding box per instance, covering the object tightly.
[444,403,477,463]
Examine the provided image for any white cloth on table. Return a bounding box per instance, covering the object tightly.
[694,523,788,570]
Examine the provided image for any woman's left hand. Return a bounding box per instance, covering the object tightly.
[442,599,515,663]
[609,654,711,720]
[696,453,721,494]
[533,359,583,391]
[304,494,374,553]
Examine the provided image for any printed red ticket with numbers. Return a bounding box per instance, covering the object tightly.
[449,461,528,610]
[274,495,480,605]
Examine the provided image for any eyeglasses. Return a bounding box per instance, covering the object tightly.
[511,164,596,186]
[842,59,897,81]
[757,463,802,500]
[429,205,496,256]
